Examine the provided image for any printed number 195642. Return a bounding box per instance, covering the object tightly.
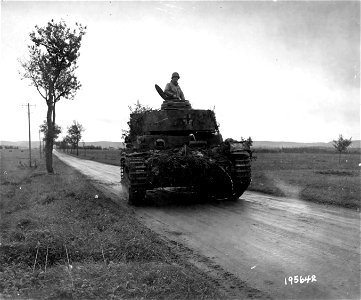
[285,275,317,285]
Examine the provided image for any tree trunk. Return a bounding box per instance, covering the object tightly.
[52,101,56,127]
[45,104,54,173]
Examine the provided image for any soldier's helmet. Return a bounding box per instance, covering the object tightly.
[172,72,180,79]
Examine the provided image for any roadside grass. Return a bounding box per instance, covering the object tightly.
[249,152,360,209]
[0,149,224,299]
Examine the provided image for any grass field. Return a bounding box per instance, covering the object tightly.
[0,149,224,299]
[249,151,360,209]
[64,148,360,210]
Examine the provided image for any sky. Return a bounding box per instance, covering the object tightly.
[0,0,360,143]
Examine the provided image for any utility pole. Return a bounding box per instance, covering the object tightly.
[82,140,86,156]
[22,103,35,167]
[39,130,42,159]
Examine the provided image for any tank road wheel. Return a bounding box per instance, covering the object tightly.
[128,157,147,206]
[207,164,234,201]
[230,153,251,200]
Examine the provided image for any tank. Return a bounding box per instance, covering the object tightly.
[120,90,252,205]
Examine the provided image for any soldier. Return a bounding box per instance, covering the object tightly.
[164,72,185,101]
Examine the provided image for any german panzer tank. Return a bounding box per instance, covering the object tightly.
[120,86,252,205]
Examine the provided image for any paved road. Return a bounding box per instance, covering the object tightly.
[54,150,360,299]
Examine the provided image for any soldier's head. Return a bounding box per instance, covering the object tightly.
[171,72,180,84]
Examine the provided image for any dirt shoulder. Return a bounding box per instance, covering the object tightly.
[1,149,246,299]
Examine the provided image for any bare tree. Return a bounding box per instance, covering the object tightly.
[333,134,352,163]
[67,121,85,156]
[19,19,86,173]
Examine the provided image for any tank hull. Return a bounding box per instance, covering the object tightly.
[121,142,251,205]
[122,105,252,205]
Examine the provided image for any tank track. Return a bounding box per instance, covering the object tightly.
[120,151,251,204]
[121,156,147,205]
[230,153,251,200]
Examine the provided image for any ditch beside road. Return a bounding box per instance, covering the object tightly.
[54,150,361,299]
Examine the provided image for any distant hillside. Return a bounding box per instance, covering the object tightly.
[253,140,361,148]
[82,141,125,149]
[0,141,125,149]
[0,141,39,148]
[253,141,332,148]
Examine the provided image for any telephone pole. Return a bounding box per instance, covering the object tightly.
[22,103,35,167]
[39,130,42,159]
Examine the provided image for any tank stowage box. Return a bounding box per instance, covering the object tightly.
[121,98,251,205]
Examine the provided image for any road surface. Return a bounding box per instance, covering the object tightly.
[54,150,360,299]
